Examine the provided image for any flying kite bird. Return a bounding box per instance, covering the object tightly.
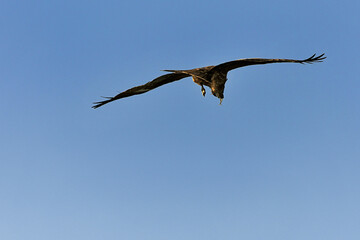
[92,53,326,108]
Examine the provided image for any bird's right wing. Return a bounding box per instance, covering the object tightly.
[211,53,326,74]
[92,72,190,108]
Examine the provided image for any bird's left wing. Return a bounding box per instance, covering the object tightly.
[211,53,326,74]
[92,72,190,108]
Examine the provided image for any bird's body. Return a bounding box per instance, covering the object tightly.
[92,54,325,108]
[163,66,226,99]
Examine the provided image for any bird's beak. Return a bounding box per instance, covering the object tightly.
[219,98,223,105]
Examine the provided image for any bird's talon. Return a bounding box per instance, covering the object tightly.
[201,86,206,97]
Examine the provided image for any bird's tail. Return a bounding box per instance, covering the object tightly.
[162,69,209,83]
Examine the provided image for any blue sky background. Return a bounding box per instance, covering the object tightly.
[1,0,359,239]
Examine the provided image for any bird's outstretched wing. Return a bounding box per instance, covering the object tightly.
[92,72,190,108]
[211,53,326,73]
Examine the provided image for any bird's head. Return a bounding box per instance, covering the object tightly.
[211,87,224,105]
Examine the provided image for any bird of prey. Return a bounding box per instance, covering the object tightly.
[92,53,325,108]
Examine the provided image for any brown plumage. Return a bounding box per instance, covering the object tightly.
[92,53,325,108]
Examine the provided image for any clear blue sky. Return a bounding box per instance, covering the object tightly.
[1,0,359,239]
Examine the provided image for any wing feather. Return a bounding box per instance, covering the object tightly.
[212,53,326,73]
[92,72,190,108]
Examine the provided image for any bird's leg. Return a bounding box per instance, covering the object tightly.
[201,85,206,97]
[219,98,223,105]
